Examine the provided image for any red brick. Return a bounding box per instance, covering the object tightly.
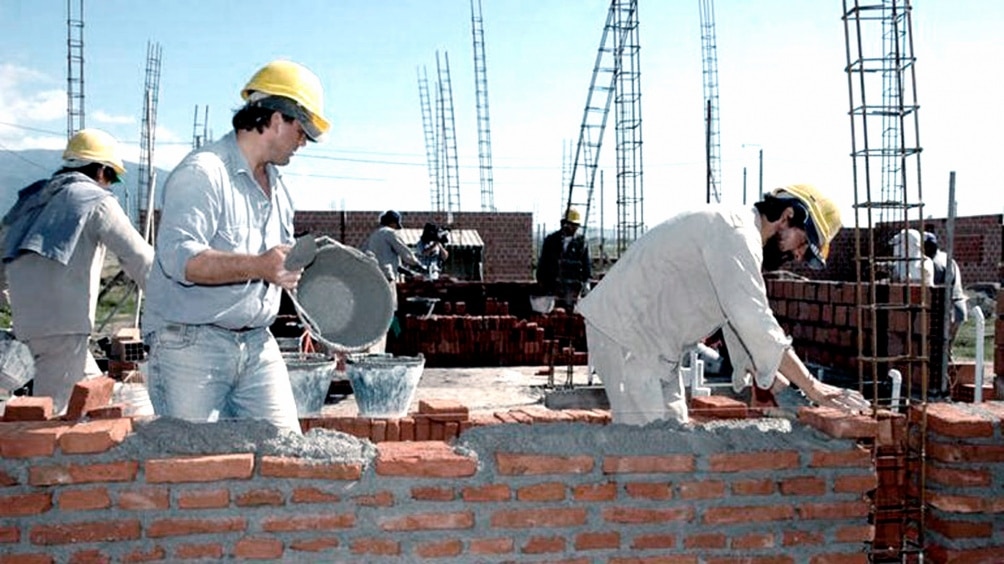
[928,493,991,513]
[174,543,223,559]
[375,441,477,477]
[779,476,826,496]
[602,506,692,524]
[65,376,116,421]
[1,396,53,421]
[521,535,565,554]
[29,520,140,545]
[146,517,246,538]
[732,532,776,549]
[120,546,166,562]
[68,548,108,564]
[177,488,229,509]
[0,492,51,516]
[84,405,124,420]
[0,421,68,458]
[684,532,727,549]
[799,407,878,439]
[709,451,799,472]
[117,487,170,511]
[810,446,872,468]
[292,487,341,504]
[705,505,795,525]
[0,468,17,487]
[624,481,672,500]
[689,395,747,419]
[783,529,824,546]
[58,418,132,454]
[380,511,474,531]
[350,537,400,556]
[262,513,354,532]
[834,474,879,494]
[834,525,874,543]
[233,536,283,560]
[289,537,340,552]
[469,537,514,555]
[0,525,19,543]
[732,479,776,496]
[678,480,726,500]
[58,487,111,511]
[923,403,995,438]
[29,461,138,486]
[417,399,469,421]
[235,488,284,507]
[602,454,694,474]
[259,456,362,480]
[353,490,394,507]
[145,454,254,483]
[572,482,616,502]
[491,507,587,528]
[415,538,462,558]
[517,482,566,502]
[497,453,594,475]
[630,532,677,549]
[575,531,620,550]
[799,500,870,519]
[410,486,454,501]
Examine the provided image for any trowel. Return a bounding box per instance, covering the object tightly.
[284,234,318,271]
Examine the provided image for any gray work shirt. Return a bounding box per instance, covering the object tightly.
[142,132,295,333]
[363,226,421,282]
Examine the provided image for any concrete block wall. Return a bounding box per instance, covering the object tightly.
[919,402,1004,562]
[293,211,534,282]
[0,410,879,563]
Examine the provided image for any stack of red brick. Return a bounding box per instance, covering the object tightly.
[2,376,120,424]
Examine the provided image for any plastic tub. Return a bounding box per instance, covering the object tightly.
[346,354,424,418]
[283,352,338,416]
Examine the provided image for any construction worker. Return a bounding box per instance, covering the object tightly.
[536,207,591,310]
[923,231,968,352]
[363,210,425,282]
[0,129,154,414]
[142,60,330,435]
[577,185,870,425]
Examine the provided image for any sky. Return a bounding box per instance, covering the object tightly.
[0,0,1001,235]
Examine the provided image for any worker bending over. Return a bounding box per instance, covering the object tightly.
[577,184,869,425]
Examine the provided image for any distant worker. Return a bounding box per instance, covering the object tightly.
[889,228,934,287]
[417,222,450,280]
[577,185,870,425]
[536,207,591,310]
[923,231,968,349]
[142,59,331,435]
[0,129,154,414]
[364,210,424,282]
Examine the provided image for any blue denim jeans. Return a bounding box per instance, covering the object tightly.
[145,324,301,435]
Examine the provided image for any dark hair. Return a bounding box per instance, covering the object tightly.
[379,210,402,227]
[232,104,295,134]
[754,194,807,226]
[420,222,439,243]
[56,162,118,184]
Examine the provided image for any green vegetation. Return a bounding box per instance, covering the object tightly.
[952,312,996,364]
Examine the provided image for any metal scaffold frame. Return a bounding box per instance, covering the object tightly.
[470,0,496,212]
[843,1,928,560]
[436,51,461,216]
[66,0,85,139]
[699,0,722,204]
[417,66,442,212]
[565,0,644,258]
[137,41,162,229]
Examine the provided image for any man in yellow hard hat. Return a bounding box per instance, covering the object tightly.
[536,207,591,310]
[0,129,154,414]
[577,184,868,425]
[142,59,330,435]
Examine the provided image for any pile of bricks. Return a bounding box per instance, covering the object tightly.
[2,376,120,423]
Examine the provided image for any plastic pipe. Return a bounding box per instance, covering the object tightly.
[973,306,985,403]
[888,369,902,410]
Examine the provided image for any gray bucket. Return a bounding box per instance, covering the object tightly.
[0,331,34,392]
[346,354,424,418]
[283,352,337,416]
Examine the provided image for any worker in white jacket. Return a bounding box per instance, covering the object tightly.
[577,184,869,425]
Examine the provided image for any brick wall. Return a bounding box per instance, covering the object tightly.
[293,211,534,282]
[0,407,880,563]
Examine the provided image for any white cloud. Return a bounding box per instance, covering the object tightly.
[91,110,135,125]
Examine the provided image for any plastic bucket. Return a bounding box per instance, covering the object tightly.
[346,354,424,418]
[283,352,337,416]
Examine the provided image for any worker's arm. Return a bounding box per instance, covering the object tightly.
[774,349,870,411]
[92,198,155,291]
[390,233,422,268]
[185,245,301,290]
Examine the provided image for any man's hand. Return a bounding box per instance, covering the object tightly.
[803,380,870,412]
[260,245,302,290]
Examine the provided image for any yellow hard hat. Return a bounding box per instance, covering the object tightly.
[770,184,842,269]
[241,60,331,141]
[563,207,582,225]
[62,128,126,176]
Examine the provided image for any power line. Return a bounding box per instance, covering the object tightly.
[0,139,50,171]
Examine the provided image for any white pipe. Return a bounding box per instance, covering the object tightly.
[888,369,902,410]
[973,307,985,403]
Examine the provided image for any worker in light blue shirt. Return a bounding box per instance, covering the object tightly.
[142,60,331,435]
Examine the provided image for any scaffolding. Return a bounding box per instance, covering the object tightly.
[699,0,722,204]
[65,0,85,139]
[470,0,496,212]
[191,105,210,149]
[565,0,644,257]
[843,1,927,560]
[137,41,162,228]
[417,66,442,212]
[436,51,461,216]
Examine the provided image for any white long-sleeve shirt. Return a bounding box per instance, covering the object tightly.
[576,206,791,392]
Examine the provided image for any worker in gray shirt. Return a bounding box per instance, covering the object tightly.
[142,60,330,435]
[1,129,153,414]
[364,210,425,282]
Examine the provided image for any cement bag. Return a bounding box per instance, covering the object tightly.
[0,330,34,392]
